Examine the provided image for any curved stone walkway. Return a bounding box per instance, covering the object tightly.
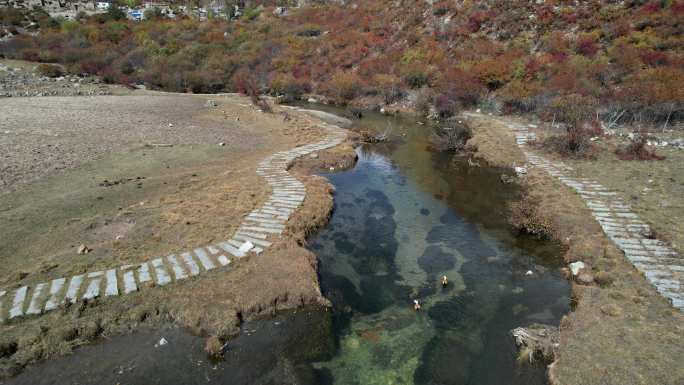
[465,112,683,311]
[0,110,347,323]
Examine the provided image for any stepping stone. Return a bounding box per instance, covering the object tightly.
[26,283,46,315]
[151,258,172,286]
[237,230,269,239]
[233,234,272,248]
[245,221,285,230]
[167,255,187,280]
[44,278,66,311]
[9,286,28,319]
[83,271,104,300]
[181,252,200,276]
[193,248,217,272]
[105,269,119,297]
[217,255,231,266]
[64,275,84,304]
[138,262,152,285]
[218,241,244,258]
[241,226,283,234]
[123,270,138,294]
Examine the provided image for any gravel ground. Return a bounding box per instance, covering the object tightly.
[0,61,113,98]
[0,93,262,193]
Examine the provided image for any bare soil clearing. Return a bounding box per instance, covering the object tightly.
[0,71,355,377]
[464,114,684,385]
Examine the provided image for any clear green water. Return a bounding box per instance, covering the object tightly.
[304,109,569,385]
[6,110,569,385]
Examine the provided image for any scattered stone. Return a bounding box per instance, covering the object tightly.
[525,270,534,276]
[310,153,319,159]
[238,241,254,254]
[205,100,218,107]
[569,261,585,276]
[77,244,91,254]
[155,337,168,348]
[577,272,594,285]
[219,142,226,146]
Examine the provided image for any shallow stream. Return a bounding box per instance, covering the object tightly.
[6,108,570,385]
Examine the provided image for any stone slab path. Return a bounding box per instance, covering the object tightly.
[465,112,683,312]
[0,108,347,323]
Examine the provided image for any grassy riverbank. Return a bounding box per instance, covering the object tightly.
[465,113,684,385]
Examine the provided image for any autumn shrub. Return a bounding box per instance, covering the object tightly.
[0,7,25,26]
[372,74,403,104]
[429,123,472,152]
[36,63,63,78]
[509,193,553,239]
[470,58,511,90]
[441,68,484,106]
[615,129,665,161]
[434,94,458,119]
[414,88,434,117]
[499,79,543,113]
[615,67,684,125]
[540,94,600,157]
[270,73,308,101]
[326,71,363,104]
[575,33,599,57]
[546,94,598,129]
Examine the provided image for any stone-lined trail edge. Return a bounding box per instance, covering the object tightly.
[0,108,347,323]
[465,112,683,312]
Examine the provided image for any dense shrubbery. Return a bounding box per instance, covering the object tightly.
[2,0,682,128]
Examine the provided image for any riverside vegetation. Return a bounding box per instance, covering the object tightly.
[1,0,682,132]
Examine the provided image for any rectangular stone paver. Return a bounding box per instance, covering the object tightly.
[44,278,66,311]
[151,258,171,286]
[194,248,216,271]
[138,262,152,284]
[26,283,47,315]
[64,274,84,304]
[10,286,28,319]
[105,269,119,297]
[123,271,137,294]
[233,234,272,248]
[167,255,187,280]
[218,242,244,258]
[181,252,200,276]
[83,271,104,300]
[217,255,231,266]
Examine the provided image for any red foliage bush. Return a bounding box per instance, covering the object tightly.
[576,34,599,57]
[616,129,665,160]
